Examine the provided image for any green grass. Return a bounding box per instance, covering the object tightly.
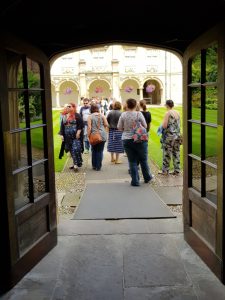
[52,111,67,172]
[21,107,217,173]
[148,106,183,170]
[191,108,217,158]
[148,106,217,169]
[20,112,67,172]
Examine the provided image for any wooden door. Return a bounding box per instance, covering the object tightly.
[183,23,225,282]
[0,35,57,293]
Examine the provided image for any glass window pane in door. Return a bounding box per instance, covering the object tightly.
[191,158,201,192]
[191,53,201,83]
[31,127,45,163]
[9,91,26,130]
[206,44,218,82]
[29,91,43,125]
[205,87,217,124]
[205,126,217,165]
[17,60,24,88]
[205,164,217,205]
[191,123,201,157]
[27,59,41,88]
[191,87,201,120]
[14,170,30,210]
[10,132,28,170]
[33,163,47,199]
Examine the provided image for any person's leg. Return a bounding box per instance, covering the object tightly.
[172,141,180,174]
[111,153,115,162]
[71,139,82,170]
[91,145,97,169]
[123,140,139,186]
[84,139,90,153]
[162,140,172,174]
[95,142,105,170]
[136,141,153,183]
[115,153,122,164]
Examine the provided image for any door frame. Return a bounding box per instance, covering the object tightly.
[0,33,57,294]
[183,22,225,282]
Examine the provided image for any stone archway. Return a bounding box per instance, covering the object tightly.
[120,79,140,102]
[143,79,162,105]
[51,84,57,107]
[59,81,79,107]
[88,79,111,99]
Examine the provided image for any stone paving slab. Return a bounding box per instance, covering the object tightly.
[123,234,190,287]
[58,218,183,236]
[152,186,183,205]
[3,234,225,300]
[61,191,81,207]
[124,286,198,300]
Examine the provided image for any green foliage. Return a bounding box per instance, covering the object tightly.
[17,70,42,121]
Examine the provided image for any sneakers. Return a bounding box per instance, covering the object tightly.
[169,171,180,176]
[144,175,155,183]
[158,170,169,175]
[73,166,78,172]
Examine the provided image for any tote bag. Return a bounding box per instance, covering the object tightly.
[89,114,103,145]
[132,113,148,143]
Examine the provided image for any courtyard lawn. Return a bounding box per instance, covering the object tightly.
[22,107,217,173]
[20,113,67,172]
[148,106,183,170]
[52,110,67,172]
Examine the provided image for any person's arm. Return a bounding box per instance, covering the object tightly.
[58,117,65,141]
[139,112,147,128]
[106,111,111,125]
[162,111,170,129]
[102,115,109,128]
[79,107,83,118]
[76,113,83,139]
[87,115,92,137]
[117,114,124,131]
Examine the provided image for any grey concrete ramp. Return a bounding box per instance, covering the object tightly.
[73,183,175,220]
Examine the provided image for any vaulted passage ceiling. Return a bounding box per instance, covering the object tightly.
[0,0,225,58]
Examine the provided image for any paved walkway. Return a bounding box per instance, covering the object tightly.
[2,152,225,300]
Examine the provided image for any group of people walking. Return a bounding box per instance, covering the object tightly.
[58,97,181,186]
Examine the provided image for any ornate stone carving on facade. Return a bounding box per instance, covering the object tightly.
[61,67,75,74]
[92,66,107,72]
[146,65,158,72]
[125,66,136,73]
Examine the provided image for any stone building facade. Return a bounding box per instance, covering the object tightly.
[50,45,182,107]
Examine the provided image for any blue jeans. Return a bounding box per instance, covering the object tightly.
[123,139,153,186]
[91,141,105,170]
[84,139,90,151]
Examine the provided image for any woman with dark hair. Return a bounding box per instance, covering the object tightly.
[139,100,151,132]
[59,102,83,172]
[87,104,108,171]
[107,101,124,164]
[117,98,154,186]
[159,99,181,175]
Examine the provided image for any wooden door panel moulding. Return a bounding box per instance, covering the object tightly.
[0,229,57,294]
[185,227,222,282]
[183,21,225,283]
